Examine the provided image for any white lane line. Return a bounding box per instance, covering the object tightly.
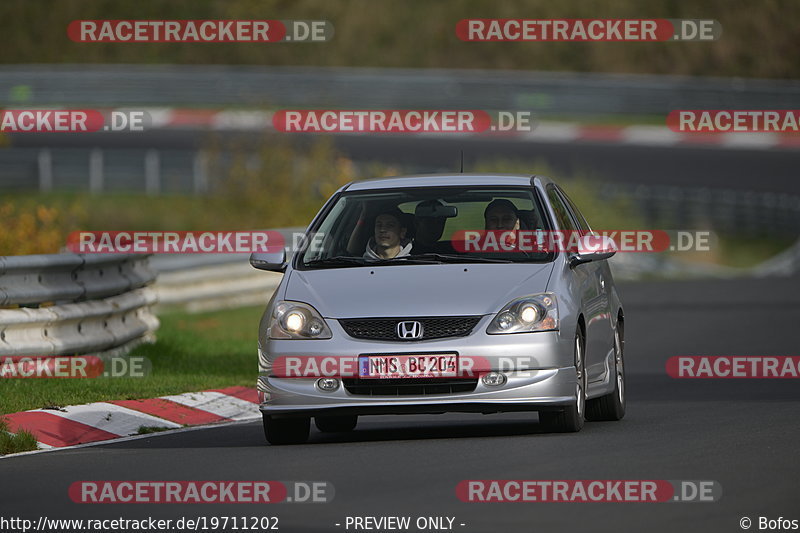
[520,122,580,142]
[721,132,780,149]
[622,125,682,146]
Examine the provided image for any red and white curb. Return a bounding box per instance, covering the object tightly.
[1,386,259,451]
[131,107,800,151]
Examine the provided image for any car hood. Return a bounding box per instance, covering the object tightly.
[284,263,555,318]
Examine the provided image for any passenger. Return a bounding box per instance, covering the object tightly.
[364,208,413,259]
[484,199,521,231]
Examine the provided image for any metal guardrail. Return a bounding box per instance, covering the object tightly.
[0,253,155,306]
[2,66,798,237]
[154,261,281,313]
[2,65,800,115]
[149,235,796,318]
[148,227,301,313]
[0,147,202,194]
[0,254,158,357]
[598,184,800,237]
[1,220,795,359]
[753,237,800,277]
[1,140,798,236]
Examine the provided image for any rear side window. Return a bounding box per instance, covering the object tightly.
[556,186,592,233]
[546,185,576,231]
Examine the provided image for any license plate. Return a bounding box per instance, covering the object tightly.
[358,354,458,379]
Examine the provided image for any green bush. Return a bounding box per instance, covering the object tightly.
[1,0,796,78]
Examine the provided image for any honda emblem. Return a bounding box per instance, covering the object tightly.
[396,321,424,339]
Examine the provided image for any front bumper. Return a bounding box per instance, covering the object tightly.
[258,319,577,417]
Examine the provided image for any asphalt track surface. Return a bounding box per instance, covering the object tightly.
[1,274,798,533]
[10,130,800,194]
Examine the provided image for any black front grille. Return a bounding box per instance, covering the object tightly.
[343,377,478,396]
[339,316,481,341]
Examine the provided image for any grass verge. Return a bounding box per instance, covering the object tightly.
[667,235,796,269]
[137,426,175,435]
[0,136,360,255]
[0,419,39,455]
[0,306,263,416]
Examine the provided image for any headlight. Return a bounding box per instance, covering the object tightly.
[268,301,332,339]
[487,293,558,334]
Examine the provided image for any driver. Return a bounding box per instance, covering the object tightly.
[364,208,413,259]
[484,199,521,231]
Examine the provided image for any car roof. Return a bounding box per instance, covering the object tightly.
[344,173,553,191]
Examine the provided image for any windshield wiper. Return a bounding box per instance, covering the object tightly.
[371,256,443,265]
[303,256,370,268]
[304,253,518,268]
[405,253,514,264]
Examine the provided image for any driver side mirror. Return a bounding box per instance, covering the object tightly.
[568,234,617,268]
[250,250,287,273]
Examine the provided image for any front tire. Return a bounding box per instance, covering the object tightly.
[315,415,358,433]
[263,414,310,445]
[540,328,586,433]
[587,325,626,421]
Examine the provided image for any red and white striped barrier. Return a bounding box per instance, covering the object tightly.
[2,386,259,450]
[136,108,800,150]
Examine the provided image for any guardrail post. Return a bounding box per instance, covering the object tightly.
[37,149,53,192]
[145,149,161,195]
[89,148,104,193]
[193,151,208,194]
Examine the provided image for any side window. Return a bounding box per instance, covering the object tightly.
[557,186,591,233]
[546,185,576,231]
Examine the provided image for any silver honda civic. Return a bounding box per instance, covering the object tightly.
[251,174,626,444]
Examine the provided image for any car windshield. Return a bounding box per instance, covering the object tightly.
[298,185,554,268]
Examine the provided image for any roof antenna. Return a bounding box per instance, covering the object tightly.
[460,150,464,173]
